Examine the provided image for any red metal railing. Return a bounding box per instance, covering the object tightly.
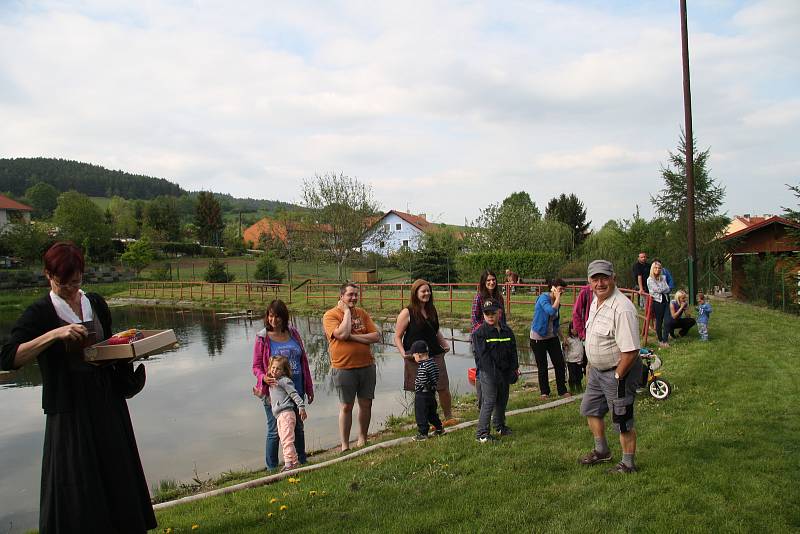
[127,281,653,343]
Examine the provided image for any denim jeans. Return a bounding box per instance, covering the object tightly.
[263,399,306,469]
[476,372,510,437]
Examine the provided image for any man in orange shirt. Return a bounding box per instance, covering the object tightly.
[323,283,381,452]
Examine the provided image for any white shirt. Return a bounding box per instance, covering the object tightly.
[49,290,93,325]
[584,288,640,370]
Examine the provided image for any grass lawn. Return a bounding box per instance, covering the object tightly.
[140,257,410,284]
[150,298,800,533]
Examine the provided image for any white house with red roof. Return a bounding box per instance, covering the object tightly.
[362,210,432,255]
[0,194,33,233]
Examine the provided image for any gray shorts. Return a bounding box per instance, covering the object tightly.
[331,364,377,405]
[579,359,642,433]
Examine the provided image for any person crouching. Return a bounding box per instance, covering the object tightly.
[472,299,519,442]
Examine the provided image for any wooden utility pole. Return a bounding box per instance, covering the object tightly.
[680,0,698,304]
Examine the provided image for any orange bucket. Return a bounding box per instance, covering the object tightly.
[468,367,477,385]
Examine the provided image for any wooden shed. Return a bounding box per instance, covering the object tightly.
[720,216,800,299]
[351,269,377,283]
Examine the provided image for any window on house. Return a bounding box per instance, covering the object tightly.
[383,224,390,232]
[396,223,402,230]
[403,240,409,247]
[379,241,385,248]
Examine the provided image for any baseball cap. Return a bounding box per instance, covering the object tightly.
[587,259,615,278]
[405,340,429,356]
[482,299,500,313]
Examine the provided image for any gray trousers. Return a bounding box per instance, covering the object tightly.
[477,371,510,436]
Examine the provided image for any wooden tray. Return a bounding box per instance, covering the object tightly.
[84,329,178,362]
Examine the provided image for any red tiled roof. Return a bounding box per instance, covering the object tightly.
[0,194,33,211]
[720,216,800,241]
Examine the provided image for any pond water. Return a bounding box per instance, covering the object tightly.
[0,306,534,532]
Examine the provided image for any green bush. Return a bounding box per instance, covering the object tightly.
[410,248,458,283]
[158,241,203,257]
[149,262,172,281]
[204,258,235,282]
[254,253,284,283]
[456,251,564,282]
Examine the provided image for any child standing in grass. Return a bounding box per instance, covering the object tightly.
[407,340,444,441]
[472,299,519,442]
[563,324,585,392]
[696,292,712,341]
[268,356,308,471]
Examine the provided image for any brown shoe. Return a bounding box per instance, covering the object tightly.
[607,461,637,474]
[579,449,612,466]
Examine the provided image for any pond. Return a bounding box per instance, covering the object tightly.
[0,305,534,532]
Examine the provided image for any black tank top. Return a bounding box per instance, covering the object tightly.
[402,307,445,357]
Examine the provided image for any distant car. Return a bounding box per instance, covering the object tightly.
[0,256,22,268]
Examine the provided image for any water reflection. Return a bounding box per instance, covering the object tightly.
[0,305,533,532]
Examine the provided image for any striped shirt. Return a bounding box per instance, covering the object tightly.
[414,358,439,392]
[585,288,640,370]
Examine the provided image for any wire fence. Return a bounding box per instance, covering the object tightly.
[128,281,654,343]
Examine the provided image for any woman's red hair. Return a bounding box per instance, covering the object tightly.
[43,242,85,281]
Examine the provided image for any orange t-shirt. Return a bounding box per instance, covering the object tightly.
[322,307,378,369]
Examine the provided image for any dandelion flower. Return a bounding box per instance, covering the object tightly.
[192,526,199,530]
[280,505,288,511]
[270,498,278,504]
[288,477,300,484]
[267,512,274,518]
[309,490,317,496]
[164,529,172,534]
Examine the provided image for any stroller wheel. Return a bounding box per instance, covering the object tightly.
[649,378,671,400]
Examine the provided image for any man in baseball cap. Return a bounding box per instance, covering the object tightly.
[578,259,643,474]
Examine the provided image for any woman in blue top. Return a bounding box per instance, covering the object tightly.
[529,278,570,399]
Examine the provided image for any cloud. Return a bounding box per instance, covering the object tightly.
[0,0,797,226]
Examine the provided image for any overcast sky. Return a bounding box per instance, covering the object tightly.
[1,0,797,227]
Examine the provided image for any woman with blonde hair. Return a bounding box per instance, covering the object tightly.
[665,289,696,339]
[393,279,456,425]
[647,260,671,348]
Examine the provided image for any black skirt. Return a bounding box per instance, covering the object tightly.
[39,358,156,533]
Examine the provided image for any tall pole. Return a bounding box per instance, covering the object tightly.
[680,0,698,304]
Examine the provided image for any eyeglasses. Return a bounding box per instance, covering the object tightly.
[52,277,83,289]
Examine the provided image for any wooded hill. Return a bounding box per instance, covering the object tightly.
[0,157,296,213]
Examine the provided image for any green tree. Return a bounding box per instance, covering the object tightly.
[107,196,139,237]
[0,222,52,262]
[120,237,155,277]
[143,196,181,241]
[545,193,591,249]
[651,131,726,222]
[195,191,224,246]
[23,182,59,219]
[254,252,285,282]
[783,183,800,245]
[469,191,542,250]
[52,191,113,260]
[301,172,382,280]
[204,257,235,282]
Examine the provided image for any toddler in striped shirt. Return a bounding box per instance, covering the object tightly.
[407,340,444,441]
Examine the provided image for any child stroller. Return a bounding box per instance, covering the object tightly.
[639,348,671,400]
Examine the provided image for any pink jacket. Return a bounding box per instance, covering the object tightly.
[571,285,593,341]
[252,325,314,399]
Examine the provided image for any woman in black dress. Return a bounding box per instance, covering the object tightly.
[393,279,455,425]
[0,242,156,533]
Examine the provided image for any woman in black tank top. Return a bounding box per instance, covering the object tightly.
[393,279,456,424]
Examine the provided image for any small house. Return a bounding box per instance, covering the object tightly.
[0,194,33,233]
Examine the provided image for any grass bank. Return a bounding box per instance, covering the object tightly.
[150,299,800,533]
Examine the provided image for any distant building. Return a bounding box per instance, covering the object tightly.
[0,194,33,233]
[720,215,800,300]
[362,210,434,255]
[724,214,773,236]
[243,216,332,249]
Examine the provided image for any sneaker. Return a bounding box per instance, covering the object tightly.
[540,394,549,400]
[432,428,445,437]
[280,462,299,472]
[476,434,498,443]
[578,449,613,466]
[560,392,572,398]
[412,434,428,442]
[497,426,513,436]
[607,461,637,474]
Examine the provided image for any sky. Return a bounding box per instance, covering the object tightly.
[0,0,797,228]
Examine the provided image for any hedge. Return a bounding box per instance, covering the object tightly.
[456,251,564,282]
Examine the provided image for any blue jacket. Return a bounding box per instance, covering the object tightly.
[663,267,675,291]
[530,293,559,337]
